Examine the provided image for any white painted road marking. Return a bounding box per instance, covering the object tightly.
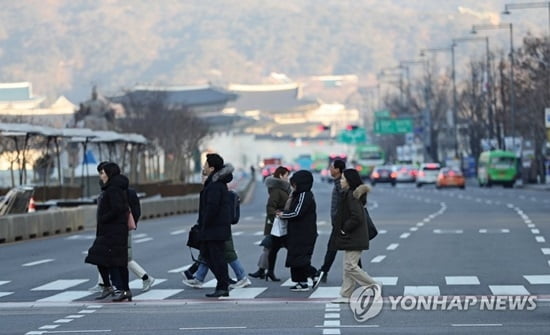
[523,275,550,284]
[403,286,441,296]
[489,285,530,295]
[37,291,94,302]
[32,279,89,291]
[22,259,54,267]
[445,276,480,285]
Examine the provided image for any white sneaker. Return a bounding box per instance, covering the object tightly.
[332,296,350,304]
[230,277,252,289]
[142,277,155,292]
[182,278,204,289]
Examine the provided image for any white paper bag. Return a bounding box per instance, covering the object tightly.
[271,217,288,237]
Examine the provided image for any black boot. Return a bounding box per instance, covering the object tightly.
[95,286,115,300]
[265,271,280,282]
[112,290,132,302]
[248,268,266,279]
[205,289,229,298]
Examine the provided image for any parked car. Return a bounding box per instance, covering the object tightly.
[393,165,417,183]
[436,167,466,189]
[370,165,396,186]
[0,186,34,215]
[416,163,441,187]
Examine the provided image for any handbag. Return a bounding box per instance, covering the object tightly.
[271,216,287,237]
[364,208,378,240]
[127,211,136,231]
[186,224,201,249]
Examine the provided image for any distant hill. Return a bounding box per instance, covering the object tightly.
[0,0,545,103]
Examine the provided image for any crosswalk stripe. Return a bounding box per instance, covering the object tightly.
[309,286,341,298]
[373,277,398,286]
[0,292,13,298]
[404,286,440,296]
[129,278,166,289]
[489,285,530,295]
[37,291,94,302]
[523,275,550,284]
[445,276,480,285]
[32,279,89,291]
[224,287,267,299]
[134,289,184,300]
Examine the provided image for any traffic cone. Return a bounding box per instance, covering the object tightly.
[28,197,36,213]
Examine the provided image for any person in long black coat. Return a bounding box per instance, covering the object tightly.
[277,170,320,292]
[198,153,233,297]
[85,162,132,302]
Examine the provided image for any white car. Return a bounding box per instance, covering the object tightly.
[416,163,441,187]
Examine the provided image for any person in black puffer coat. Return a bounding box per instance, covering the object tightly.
[85,162,132,302]
[277,170,320,292]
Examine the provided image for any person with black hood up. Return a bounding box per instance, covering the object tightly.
[85,162,132,302]
[276,170,321,292]
[332,168,379,304]
[198,153,234,297]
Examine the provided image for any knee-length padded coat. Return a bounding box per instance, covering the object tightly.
[280,170,318,268]
[85,174,130,267]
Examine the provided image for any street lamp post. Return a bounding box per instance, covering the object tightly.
[453,36,495,144]
[472,23,516,151]
[420,46,458,159]
[503,1,550,37]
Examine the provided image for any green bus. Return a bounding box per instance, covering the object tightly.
[350,144,385,179]
[477,150,518,188]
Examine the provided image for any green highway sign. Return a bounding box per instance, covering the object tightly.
[375,110,391,118]
[374,118,413,134]
[337,127,367,144]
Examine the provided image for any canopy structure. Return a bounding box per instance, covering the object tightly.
[0,122,149,196]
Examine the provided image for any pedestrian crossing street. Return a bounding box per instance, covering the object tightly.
[1,275,549,302]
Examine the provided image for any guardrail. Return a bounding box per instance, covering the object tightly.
[0,177,254,244]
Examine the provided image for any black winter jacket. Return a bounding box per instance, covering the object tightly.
[198,164,234,241]
[333,184,371,251]
[85,174,130,267]
[280,170,318,268]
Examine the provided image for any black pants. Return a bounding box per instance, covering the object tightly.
[267,235,286,272]
[290,264,317,283]
[99,266,129,290]
[202,240,230,291]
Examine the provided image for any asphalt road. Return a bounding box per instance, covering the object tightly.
[1,176,549,335]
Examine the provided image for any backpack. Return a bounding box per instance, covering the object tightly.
[128,188,141,226]
[228,190,240,224]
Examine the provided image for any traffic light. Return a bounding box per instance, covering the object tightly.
[346,125,359,131]
[317,124,331,131]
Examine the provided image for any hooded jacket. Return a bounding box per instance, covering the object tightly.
[85,174,130,267]
[264,175,291,235]
[333,184,371,251]
[280,170,318,268]
[198,164,234,241]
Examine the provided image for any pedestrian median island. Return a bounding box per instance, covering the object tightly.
[0,177,254,244]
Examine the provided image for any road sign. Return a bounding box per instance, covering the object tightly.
[337,127,367,144]
[375,110,391,118]
[545,108,550,128]
[374,118,413,134]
